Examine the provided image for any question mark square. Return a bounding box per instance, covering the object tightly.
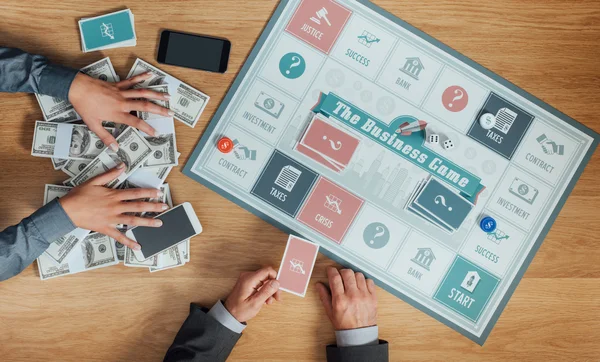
[299,115,360,167]
[414,178,474,230]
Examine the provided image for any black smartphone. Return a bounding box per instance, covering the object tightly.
[157,30,231,73]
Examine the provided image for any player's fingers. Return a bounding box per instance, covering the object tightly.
[265,296,275,305]
[102,227,141,251]
[327,267,345,297]
[121,88,171,102]
[316,282,334,320]
[117,187,164,201]
[340,268,357,291]
[355,272,367,291]
[119,201,168,214]
[116,72,152,90]
[245,266,278,289]
[118,114,157,137]
[117,215,163,228]
[126,99,173,118]
[366,278,377,295]
[89,163,125,185]
[273,289,282,302]
[89,124,119,151]
[250,279,280,306]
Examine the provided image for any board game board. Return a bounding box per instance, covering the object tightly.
[183,0,599,344]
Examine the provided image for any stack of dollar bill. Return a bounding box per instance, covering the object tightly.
[32,57,209,280]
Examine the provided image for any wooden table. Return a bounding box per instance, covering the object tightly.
[1,0,599,360]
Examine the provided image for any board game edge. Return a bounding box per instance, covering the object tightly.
[182,0,600,345]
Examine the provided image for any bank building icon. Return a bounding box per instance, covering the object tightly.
[400,57,424,80]
[411,247,435,271]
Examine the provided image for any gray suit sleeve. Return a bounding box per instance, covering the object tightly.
[0,47,79,99]
[326,340,389,362]
[164,303,242,362]
[0,199,76,281]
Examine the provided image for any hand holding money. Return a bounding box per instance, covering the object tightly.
[68,71,173,150]
[58,165,169,250]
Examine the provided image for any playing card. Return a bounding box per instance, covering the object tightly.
[79,9,136,52]
[276,235,319,297]
[298,115,360,168]
[415,178,474,230]
[296,142,344,172]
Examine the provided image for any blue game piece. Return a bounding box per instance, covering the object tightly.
[480,217,497,233]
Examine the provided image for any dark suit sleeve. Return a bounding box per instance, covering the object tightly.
[164,303,242,362]
[326,340,389,362]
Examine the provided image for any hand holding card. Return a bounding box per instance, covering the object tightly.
[277,235,320,297]
[224,266,282,322]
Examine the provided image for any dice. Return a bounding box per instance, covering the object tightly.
[443,139,455,150]
[428,134,440,144]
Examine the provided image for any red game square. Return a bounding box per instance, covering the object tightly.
[285,0,352,54]
[297,177,364,244]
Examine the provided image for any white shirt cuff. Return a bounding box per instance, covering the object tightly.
[335,326,379,347]
[207,300,247,334]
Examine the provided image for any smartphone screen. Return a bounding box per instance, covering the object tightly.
[132,205,197,258]
[158,30,230,73]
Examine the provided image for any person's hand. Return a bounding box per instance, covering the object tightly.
[224,266,282,323]
[316,267,378,330]
[68,72,173,150]
[58,164,169,250]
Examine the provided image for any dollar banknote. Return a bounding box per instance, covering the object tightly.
[62,159,91,178]
[35,57,119,122]
[69,127,152,188]
[126,58,209,128]
[52,158,68,170]
[124,247,158,267]
[42,185,91,263]
[32,121,113,160]
[149,244,184,273]
[137,84,170,121]
[37,232,119,280]
[143,133,178,168]
[127,162,174,189]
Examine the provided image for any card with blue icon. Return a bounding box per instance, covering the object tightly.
[78,9,136,52]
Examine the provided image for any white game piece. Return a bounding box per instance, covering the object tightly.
[479,113,496,130]
[443,139,455,150]
[428,134,440,144]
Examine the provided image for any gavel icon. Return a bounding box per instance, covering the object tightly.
[315,7,332,26]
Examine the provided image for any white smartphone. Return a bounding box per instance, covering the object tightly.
[126,202,202,261]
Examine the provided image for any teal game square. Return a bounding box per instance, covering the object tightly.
[79,10,135,51]
[433,256,500,322]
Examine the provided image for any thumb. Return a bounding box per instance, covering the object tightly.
[89,163,125,185]
[316,282,333,321]
[251,279,280,305]
[89,124,119,152]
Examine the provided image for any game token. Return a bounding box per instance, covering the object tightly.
[480,216,497,233]
[217,137,234,153]
[479,113,496,130]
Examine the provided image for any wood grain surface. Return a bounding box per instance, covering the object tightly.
[0,0,599,361]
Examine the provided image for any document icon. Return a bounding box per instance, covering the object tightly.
[494,107,518,134]
[274,165,302,192]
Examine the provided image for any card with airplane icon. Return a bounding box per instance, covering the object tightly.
[295,115,360,172]
[277,235,320,297]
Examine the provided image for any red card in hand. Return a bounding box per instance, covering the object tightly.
[276,235,320,297]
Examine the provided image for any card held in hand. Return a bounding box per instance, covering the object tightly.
[277,235,320,297]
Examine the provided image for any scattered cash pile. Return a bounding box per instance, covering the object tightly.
[32,57,210,280]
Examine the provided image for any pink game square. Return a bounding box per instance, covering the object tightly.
[277,235,320,297]
[297,177,364,244]
[285,0,352,54]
